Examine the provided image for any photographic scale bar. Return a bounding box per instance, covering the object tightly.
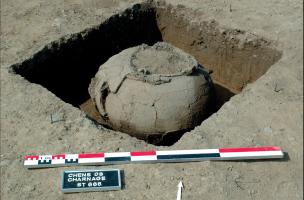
[24,146,284,168]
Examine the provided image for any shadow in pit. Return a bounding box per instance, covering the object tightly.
[212,83,236,113]
[11,4,162,106]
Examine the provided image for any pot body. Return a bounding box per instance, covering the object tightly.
[89,42,213,137]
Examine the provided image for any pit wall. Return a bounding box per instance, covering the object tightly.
[156,4,282,93]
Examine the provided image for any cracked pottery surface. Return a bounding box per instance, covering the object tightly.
[89,42,213,138]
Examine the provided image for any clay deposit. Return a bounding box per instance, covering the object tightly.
[89,42,213,139]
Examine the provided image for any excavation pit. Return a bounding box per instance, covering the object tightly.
[11,3,282,146]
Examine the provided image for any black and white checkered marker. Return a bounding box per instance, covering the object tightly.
[24,146,284,168]
[62,169,121,193]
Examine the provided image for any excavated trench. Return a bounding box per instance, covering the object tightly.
[11,3,282,146]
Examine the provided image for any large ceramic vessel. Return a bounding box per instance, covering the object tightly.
[89,42,213,139]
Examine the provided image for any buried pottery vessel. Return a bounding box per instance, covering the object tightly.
[89,42,213,139]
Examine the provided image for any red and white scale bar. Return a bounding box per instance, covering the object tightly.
[218,146,283,159]
[24,146,284,168]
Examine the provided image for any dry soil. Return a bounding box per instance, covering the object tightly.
[0,0,303,200]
